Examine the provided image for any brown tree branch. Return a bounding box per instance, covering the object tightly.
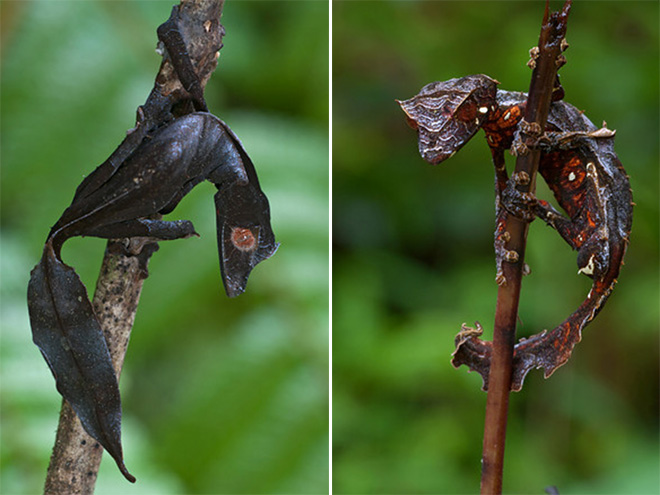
[43,1,225,493]
[480,2,572,494]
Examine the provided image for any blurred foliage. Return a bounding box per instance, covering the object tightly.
[333,1,658,494]
[1,1,328,494]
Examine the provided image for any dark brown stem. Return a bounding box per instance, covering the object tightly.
[43,1,224,492]
[480,2,571,494]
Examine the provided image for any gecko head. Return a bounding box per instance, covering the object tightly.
[398,75,499,164]
[214,183,279,299]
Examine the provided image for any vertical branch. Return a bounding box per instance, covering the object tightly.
[480,2,572,494]
[43,1,225,493]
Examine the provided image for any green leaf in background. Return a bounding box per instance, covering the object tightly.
[0,2,329,494]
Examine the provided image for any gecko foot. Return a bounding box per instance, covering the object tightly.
[502,178,537,222]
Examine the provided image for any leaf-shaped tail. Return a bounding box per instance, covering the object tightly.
[509,287,610,390]
[452,285,610,392]
[27,241,135,482]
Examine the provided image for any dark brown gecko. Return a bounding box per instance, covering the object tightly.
[27,7,277,481]
[398,74,633,391]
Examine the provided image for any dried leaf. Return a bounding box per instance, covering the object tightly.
[27,242,135,482]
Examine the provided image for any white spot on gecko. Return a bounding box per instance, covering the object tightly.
[578,255,595,276]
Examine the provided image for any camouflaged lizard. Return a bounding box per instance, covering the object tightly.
[398,74,633,391]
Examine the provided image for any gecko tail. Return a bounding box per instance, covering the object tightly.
[452,289,607,392]
[27,241,134,482]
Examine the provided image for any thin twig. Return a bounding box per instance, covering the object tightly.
[480,2,572,494]
[43,1,224,492]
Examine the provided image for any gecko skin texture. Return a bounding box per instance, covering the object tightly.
[399,74,632,391]
[27,6,277,482]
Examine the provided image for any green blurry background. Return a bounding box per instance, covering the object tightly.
[333,2,658,494]
[1,1,328,494]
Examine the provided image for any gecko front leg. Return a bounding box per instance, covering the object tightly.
[491,147,529,287]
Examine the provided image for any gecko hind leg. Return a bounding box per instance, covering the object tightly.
[537,126,616,151]
[501,173,584,251]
